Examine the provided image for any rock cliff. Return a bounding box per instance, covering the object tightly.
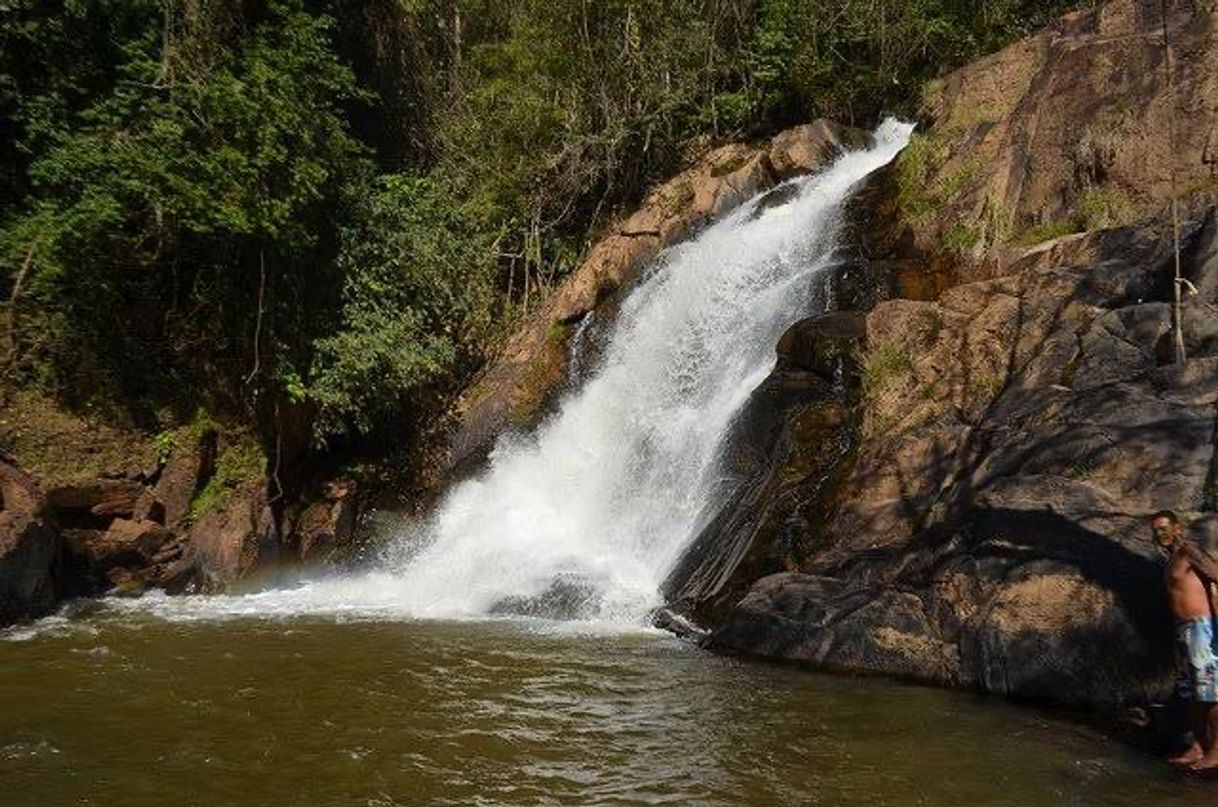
[701,0,1218,708]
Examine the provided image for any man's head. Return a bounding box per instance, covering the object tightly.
[1151,510,1184,549]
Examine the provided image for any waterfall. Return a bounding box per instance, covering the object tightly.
[105,119,912,627]
[382,119,914,621]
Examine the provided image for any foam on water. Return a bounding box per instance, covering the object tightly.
[38,119,912,633]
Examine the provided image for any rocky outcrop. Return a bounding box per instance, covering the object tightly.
[181,482,279,591]
[150,428,217,528]
[0,421,365,622]
[46,479,145,520]
[287,478,358,562]
[901,0,1218,267]
[663,311,865,623]
[0,457,61,622]
[445,119,867,477]
[690,0,1218,712]
[61,518,174,593]
[706,217,1218,707]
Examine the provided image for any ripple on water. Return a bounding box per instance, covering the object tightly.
[2,614,1212,806]
[1,740,62,762]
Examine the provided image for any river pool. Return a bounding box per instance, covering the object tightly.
[1,604,1211,806]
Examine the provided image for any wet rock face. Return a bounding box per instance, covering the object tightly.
[183,483,279,592]
[662,312,865,623]
[709,217,1218,707]
[287,478,358,563]
[490,574,604,620]
[0,458,62,623]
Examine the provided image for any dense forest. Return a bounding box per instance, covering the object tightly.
[0,0,1080,471]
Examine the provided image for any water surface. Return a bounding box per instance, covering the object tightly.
[2,611,1209,806]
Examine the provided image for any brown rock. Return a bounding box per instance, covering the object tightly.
[46,479,144,521]
[95,518,174,562]
[910,0,1218,267]
[60,518,175,593]
[183,483,278,591]
[707,573,963,685]
[681,69,1218,701]
[152,428,217,528]
[706,219,1215,706]
[290,479,358,562]
[767,120,864,177]
[0,458,61,624]
[774,312,865,379]
[131,489,165,524]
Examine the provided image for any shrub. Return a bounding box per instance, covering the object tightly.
[862,343,915,399]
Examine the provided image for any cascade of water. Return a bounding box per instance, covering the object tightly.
[382,119,914,622]
[102,119,912,628]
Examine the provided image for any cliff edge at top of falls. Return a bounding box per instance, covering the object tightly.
[699,0,1218,709]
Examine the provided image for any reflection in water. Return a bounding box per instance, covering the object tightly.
[0,614,1210,806]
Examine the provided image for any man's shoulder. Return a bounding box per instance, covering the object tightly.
[1180,537,1213,556]
[1178,540,1207,560]
[1179,539,1218,577]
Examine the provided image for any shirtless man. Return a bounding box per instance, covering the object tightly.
[1153,510,1218,770]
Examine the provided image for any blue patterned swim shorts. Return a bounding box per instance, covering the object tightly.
[1175,617,1218,703]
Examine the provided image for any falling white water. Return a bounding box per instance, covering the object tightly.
[379,118,914,621]
[71,119,912,632]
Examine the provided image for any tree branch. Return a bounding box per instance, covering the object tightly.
[244,249,266,386]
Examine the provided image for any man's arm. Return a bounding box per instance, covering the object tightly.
[1181,541,1218,584]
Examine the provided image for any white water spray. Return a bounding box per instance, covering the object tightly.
[88,119,912,630]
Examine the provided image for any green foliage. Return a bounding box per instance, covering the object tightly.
[153,429,179,463]
[545,321,568,346]
[1016,219,1080,246]
[1078,187,1135,230]
[971,371,1005,402]
[942,221,982,255]
[190,436,266,521]
[862,343,915,400]
[2,0,366,411]
[306,173,494,443]
[895,133,952,221]
[1,0,1085,458]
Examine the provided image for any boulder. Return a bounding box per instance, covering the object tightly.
[706,217,1217,707]
[663,312,865,622]
[709,573,962,684]
[61,518,175,592]
[291,479,357,561]
[773,312,866,379]
[45,479,144,524]
[149,428,217,528]
[768,120,868,177]
[182,483,278,591]
[0,458,61,624]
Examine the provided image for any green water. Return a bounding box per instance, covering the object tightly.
[0,610,1211,806]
